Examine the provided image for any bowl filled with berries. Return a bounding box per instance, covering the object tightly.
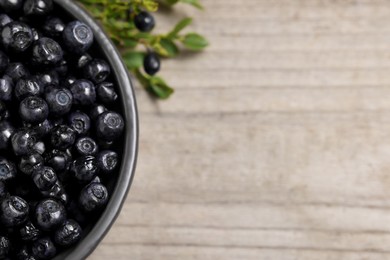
[0,0,138,259]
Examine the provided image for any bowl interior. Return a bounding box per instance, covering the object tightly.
[51,0,138,259]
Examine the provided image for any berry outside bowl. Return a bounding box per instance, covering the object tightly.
[50,0,139,259]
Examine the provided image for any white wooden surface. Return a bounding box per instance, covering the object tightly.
[90,0,390,259]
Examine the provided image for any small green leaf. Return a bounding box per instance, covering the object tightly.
[123,38,138,48]
[90,7,102,17]
[159,38,179,57]
[123,52,145,70]
[153,43,169,57]
[182,33,208,50]
[134,69,149,86]
[148,76,174,99]
[167,18,192,39]
[179,0,203,9]
[134,32,154,40]
[107,18,130,29]
[141,0,159,12]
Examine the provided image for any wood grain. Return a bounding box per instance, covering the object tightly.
[89,0,390,259]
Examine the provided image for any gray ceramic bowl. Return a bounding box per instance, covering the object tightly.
[50,0,139,259]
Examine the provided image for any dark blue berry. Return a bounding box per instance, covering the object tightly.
[89,104,107,121]
[0,101,9,121]
[31,237,56,260]
[63,21,93,54]
[91,175,101,184]
[19,96,49,124]
[31,27,41,41]
[134,11,155,32]
[50,125,76,150]
[19,221,41,241]
[0,0,23,13]
[38,71,59,88]
[0,181,7,199]
[97,82,118,104]
[63,76,76,89]
[45,87,73,116]
[53,58,68,76]
[144,52,160,76]
[83,59,110,84]
[0,50,9,74]
[35,198,66,231]
[32,37,63,66]
[5,62,30,82]
[32,166,57,191]
[96,111,125,141]
[0,196,29,227]
[0,14,12,27]
[71,155,98,182]
[0,157,16,181]
[76,53,92,70]
[68,111,90,135]
[41,180,68,204]
[0,236,10,258]
[44,149,71,173]
[33,119,53,138]
[70,79,96,106]
[19,153,43,175]
[43,17,64,37]
[15,245,33,260]
[11,129,37,156]
[97,150,118,174]
[0,121,14,150]
[66,201,87,226]
[52,117,64,127]
[0,76,13,101]
[1,21,33,52]
[75,137,98,156]
[33,140,45,155]
[15,77,43,100]
[97,139,114,150]
[23,0,53,17]
[79,182,108,212]
[54,219,82,247]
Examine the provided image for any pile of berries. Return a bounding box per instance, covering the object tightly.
[0,0,126,259]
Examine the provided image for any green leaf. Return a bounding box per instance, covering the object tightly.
[123,38,138,48]
[148,76,174,99]
[107,19,132,30]
[89,7,103,17]
[182,33,208,50]
[167,18,192,39]
[134,32,154,40]
[152,43,169,57]
[123,52,145,70]
[158,38,179,57]
[134,69,149,86]
[141,0,159,12]
[179,0,203,9]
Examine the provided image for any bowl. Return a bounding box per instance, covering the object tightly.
[50,0,139,259]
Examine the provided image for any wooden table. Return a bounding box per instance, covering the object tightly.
[90,0,390,259]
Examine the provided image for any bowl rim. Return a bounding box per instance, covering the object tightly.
[52,0,139,259]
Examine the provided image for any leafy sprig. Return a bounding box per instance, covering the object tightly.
[77,0,208,99]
